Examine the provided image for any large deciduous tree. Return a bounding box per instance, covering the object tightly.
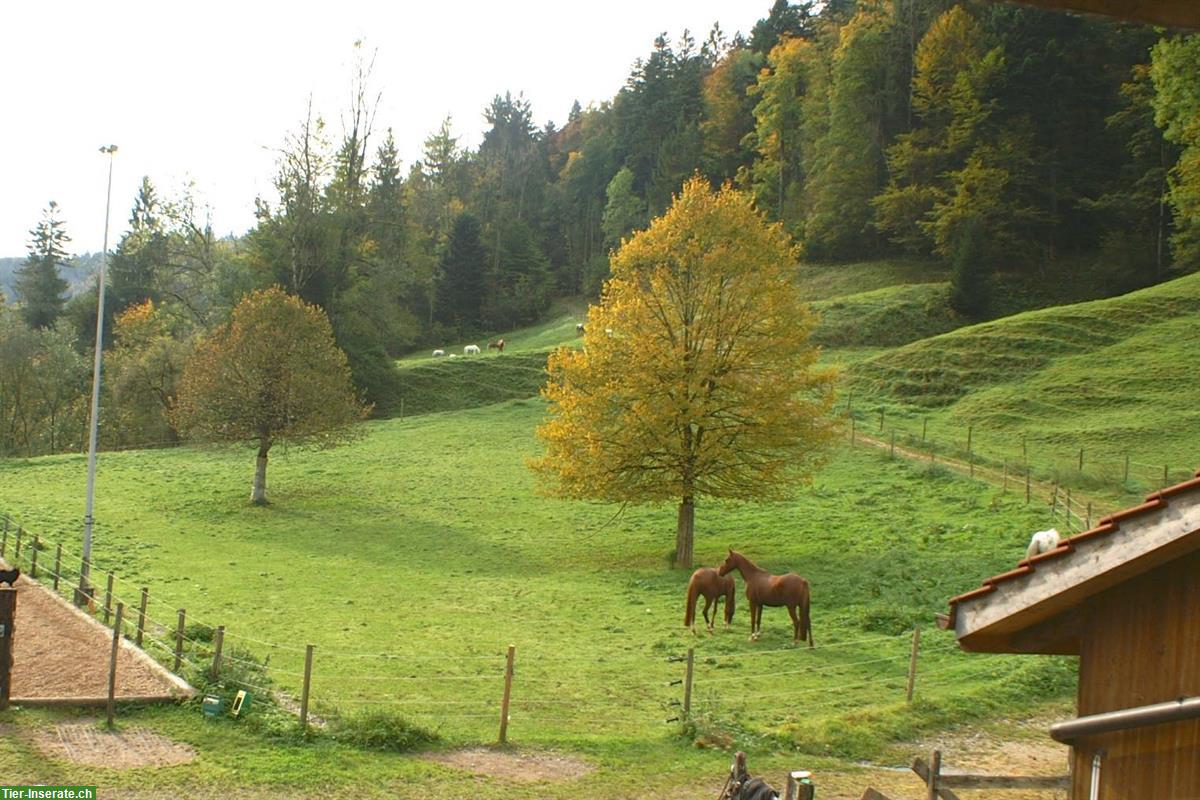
[532,177,838,569]
[174,286,366,504]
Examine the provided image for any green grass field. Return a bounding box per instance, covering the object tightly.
[6,257,1193,797]
[0,401,1072,797]
[845,271,1200,501]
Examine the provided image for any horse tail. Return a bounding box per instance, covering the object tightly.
[803,582,814,648]
[724,578,736,624]
[685,574,699,628]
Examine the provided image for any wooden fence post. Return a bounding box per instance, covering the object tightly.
[890,431,896,458]
[1164,464,1169,485]
[683,647,694,717]
[1086,502,1092,531]
[879,408,885,432]
[53,544,62,591]
[927,749,941,800]
[29,537,38,579]
[1026,469,1032,505]
[103,572,114,626]
[907,627,921,703]
[0,518,7,558]
[785,771,815,800]
[300,643,314,731]
[0,588,15,711]
[499,644,515,745]
[210,625,225,681]
[13,528,21,566]
[107,602,124,728]
[1124,453,1130,484]
[1078,447,1084,472]
[136,588,148,647]
[850,415,856,445]
[174,609,186,673]
[922,418,928,443]
[1065,488,1073,531]
[967,423,974,477]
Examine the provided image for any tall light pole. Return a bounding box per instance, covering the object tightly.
[77,144,118,606]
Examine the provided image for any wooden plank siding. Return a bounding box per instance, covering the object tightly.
[1070,550,1200,799]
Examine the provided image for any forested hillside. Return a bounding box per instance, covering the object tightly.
[2,0,1198,459]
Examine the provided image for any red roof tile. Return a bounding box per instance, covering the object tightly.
[945,468,1200,625]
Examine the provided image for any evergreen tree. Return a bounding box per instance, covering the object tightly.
[949,218,989,317]
[436,213,488,330]
[16,202,71,330]
[109,177,168,315]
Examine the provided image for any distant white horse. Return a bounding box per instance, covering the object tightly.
[464,344,481,355]
[576,323,585,333]
[1026,528,1061,560]
[432,349,445,357]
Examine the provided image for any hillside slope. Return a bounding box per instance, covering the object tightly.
[847,271,1200,482]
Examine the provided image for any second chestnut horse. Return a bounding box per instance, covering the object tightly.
[684,567,736,635]
[718,549,812,646]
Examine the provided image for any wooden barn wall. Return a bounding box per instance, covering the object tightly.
[1070,549,1200,799]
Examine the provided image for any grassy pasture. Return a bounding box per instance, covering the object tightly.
[0,400,1073,797]
[9,257,1162,796]
[846,271,1200,500]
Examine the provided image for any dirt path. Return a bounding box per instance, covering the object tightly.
[853,432,1114,526]
[3,565,188,701]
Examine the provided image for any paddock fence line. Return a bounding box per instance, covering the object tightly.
[0,509,1053,747]
[843,403,1194,519]
[0,511,679,739]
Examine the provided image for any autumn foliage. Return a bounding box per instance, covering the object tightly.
[174,286,367,503]
[532,177,838,568]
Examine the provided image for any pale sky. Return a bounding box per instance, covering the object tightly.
[0,1,766,257]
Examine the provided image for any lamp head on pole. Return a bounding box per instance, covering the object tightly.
[99,144,118,155]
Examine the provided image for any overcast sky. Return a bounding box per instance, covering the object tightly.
[0,1,766,257]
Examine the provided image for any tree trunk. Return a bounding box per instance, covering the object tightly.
[251,437,271,505]
[675,497,695,569]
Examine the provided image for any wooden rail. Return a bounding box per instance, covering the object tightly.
[912,751,1069,799]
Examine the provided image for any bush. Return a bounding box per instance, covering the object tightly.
[330,708,440,752]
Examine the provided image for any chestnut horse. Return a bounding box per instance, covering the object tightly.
[684,567,736,635]
[718,549,812,646]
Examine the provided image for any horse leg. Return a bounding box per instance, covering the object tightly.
[788,604,801,643]
[702,596,715,633]
[750,603,762,641]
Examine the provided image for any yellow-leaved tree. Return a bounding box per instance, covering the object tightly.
[531,177,838,568]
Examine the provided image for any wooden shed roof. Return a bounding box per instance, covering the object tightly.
[941,470,1200,654]
[1006,0,1200,29]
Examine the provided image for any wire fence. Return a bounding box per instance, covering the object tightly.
[0,510,1059,747]
[844,403,1195,509]
[840,404,1199,534]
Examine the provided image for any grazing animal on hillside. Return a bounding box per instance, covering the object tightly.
[0,567,19,587]
[448,353,458,359]
[464,344,481,355]
[487,338,505,352]
[576,323,585,333]
[1025,528,1061,561]
[684,567,736,635]
[432,349,445,357]
[719,549,812,646]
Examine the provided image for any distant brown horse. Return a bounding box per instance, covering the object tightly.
[684,567,736,635]
[487,338,505,352]
[718,549,812,646]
